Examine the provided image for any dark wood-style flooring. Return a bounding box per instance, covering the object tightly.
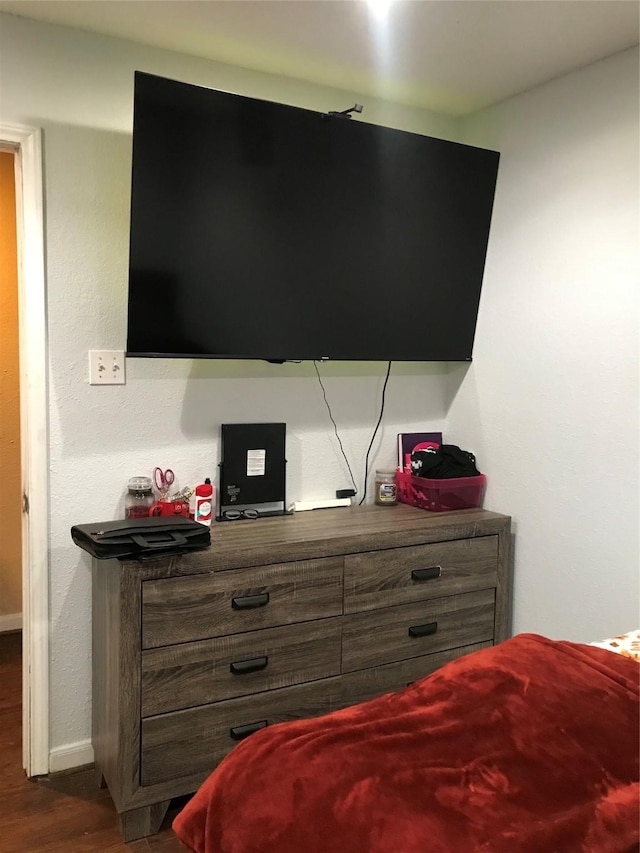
[0,632,186,852]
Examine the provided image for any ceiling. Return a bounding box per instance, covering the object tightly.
[0,0,638,116]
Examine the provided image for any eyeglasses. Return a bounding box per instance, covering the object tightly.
[222,509,259,521]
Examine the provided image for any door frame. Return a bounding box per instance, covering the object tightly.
[1,123,49,777]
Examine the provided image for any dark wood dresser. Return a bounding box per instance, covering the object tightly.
[92,504,512,841]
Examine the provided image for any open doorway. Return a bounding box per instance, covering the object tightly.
[0,124,48,778]
[0,145,25,799]
[0,150,22,632]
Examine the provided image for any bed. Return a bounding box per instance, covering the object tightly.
[173,632,640,853]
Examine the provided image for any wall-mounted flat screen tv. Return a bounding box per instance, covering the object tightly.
[126,72,500,362]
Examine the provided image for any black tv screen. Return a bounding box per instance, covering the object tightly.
[127,72,499,362]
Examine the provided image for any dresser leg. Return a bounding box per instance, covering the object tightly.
[93,764,107,789]
[118,800,171,842]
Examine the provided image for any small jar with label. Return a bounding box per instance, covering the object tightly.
[375,469,398,506]
[125,476,155,519]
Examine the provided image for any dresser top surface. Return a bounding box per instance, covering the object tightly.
[117,504,510,576]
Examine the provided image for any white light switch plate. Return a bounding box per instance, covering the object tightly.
[88,350,126,385]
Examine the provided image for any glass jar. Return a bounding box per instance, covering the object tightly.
[374,469,398,506]
[125,476,155,519]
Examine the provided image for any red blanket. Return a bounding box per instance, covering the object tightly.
[173,634,639,853]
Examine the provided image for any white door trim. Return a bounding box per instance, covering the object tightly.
[1,123,49,777]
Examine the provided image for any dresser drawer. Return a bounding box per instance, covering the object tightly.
[342,588,495,673]
[141,556,344,648]
[338,641,493,708]
[344,536,498,613]
[141,618,342,716]
[141,677,343,786]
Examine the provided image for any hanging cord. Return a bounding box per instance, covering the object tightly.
[359,360,392,506]
[313,361,359,498]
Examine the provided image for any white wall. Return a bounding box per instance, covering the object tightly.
[447,47,639,643]
[0,13,460,766]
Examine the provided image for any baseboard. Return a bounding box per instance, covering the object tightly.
[0,613,22,633]
[49,740,94,773]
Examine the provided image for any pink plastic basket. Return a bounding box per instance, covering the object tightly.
[396,470,486,512]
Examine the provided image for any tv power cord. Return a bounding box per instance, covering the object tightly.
[313,360,392,506]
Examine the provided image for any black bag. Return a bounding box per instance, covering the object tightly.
[71,516,211,560]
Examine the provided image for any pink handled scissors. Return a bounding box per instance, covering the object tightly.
[153,467,175,499]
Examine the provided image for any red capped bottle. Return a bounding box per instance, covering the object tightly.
[195,478,213,525]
